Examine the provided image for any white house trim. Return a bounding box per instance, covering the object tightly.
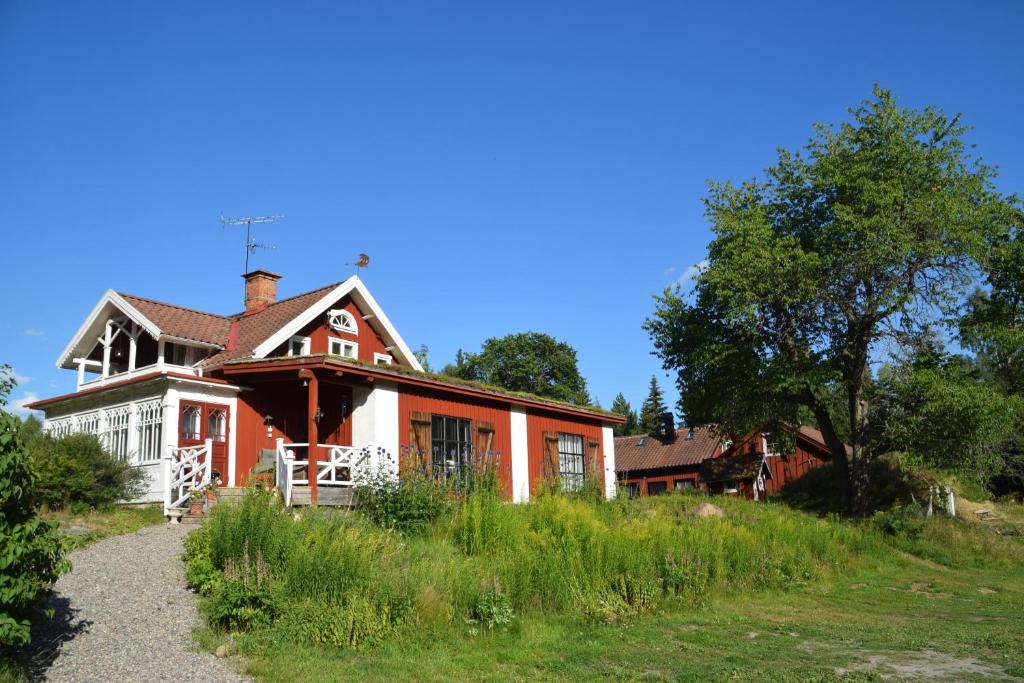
[602,423,617,500]
[510,406,529,503]
[251,276,424,372]
[57,290,162,370]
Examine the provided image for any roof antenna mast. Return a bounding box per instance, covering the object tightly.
[220,213,283,274]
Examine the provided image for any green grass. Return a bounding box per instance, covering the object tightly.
[44,504,164,550]
[187,491,1024,681]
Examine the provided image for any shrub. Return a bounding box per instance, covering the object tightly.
[872,505,925,540]
[29,433,146,509]
[355,450,450,534]
[0,412,68,649]
[466,580,514,631]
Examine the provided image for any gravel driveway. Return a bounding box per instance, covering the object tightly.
[28,523,248,683]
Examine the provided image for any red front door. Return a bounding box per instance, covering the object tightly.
[179,401,230,483]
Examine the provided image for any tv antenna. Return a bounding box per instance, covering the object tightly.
[220,214,283,273]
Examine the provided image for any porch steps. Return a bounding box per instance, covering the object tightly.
[290,485,356,507]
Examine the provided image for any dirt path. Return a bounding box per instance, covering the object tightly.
[28,524,247,683]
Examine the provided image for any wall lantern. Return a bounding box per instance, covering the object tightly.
[263,414,274,438]
[314,406,324,423]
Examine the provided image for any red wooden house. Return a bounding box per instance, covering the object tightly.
[615,418,837,500]
[28,271,623,512]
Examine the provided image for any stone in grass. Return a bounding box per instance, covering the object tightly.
[692,502,724,518]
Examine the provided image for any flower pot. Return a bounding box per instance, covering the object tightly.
[189,498,205,516]
[205,489,217,502]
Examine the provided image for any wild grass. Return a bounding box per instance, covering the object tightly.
[185,484,1024,679]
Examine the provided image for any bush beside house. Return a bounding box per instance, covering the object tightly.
[0,411,67,651]
[27,433,146,511]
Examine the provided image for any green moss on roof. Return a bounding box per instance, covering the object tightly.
[222,353,620,419]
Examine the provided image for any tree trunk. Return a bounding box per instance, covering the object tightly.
[804,391,852,511]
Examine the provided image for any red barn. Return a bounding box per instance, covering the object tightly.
[28,271,623,513]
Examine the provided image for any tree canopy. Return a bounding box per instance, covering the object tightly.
[645,87,1021,514]
[638,376,668,435]
[610,393,639,436]
[442,332,591,405]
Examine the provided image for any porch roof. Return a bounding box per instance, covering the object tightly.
[24,371,240,410]
[219,355,625,423]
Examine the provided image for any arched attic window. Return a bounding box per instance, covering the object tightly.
[327,309,357,335]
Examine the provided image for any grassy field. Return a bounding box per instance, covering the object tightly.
[44,504,164,550]
[223,561,1023,682]
[187,489,1024,682]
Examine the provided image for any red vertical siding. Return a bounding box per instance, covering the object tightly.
[397,388,514,497]
[525,410,604,496]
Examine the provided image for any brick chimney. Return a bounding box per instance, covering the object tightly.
[243,270,282,314]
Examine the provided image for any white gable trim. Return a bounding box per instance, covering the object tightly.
[251,276,424,372]
[57,290,163,370]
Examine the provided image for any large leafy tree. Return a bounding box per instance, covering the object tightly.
[645,87,1020,514]
[638,376,668,435]
[442,332,590,405]
[610,393,639,436]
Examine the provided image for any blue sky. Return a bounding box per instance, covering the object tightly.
[2,1,1022,418]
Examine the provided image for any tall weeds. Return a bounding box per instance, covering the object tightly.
[185,484,1017,651]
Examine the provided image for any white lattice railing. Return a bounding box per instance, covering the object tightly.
[275,440,394,505]
[163,439,213,514]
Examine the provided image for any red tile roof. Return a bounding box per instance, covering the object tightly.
[119,294,233,347]
[200,282,342,367]
[615,426,724,473]
[116,282,343,368]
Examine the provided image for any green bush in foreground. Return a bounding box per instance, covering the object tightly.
[29,433,146,510]
[0,412,68,649]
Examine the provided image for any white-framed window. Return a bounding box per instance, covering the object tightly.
[558,433,586,492]
[373,352,392,366]
[105,405,131,460]
[328,337,358,359]
[327,309,358,335]
[136,399,164,462]
[207,407,227,442]
[47,416,75,439]
[288,335,311,357]
[164,342,207,367]
[78,411,101,436]
[723,480,739,494]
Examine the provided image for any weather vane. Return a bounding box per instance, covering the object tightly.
[348,253,370,275]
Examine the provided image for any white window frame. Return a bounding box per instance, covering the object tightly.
[328,337,358,359]
[136,398,164,462]
[326,309,358,335]
[288,335,311,357]
[723,480,739,494]
[373,352,393,366]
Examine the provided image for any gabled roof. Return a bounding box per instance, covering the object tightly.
[615,426,723,473]
[198,281,343,367]
[246,276,423,371]
[56,276,424,372]
[700,452,771,484]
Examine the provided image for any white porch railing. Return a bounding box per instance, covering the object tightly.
[163,438,213,515]
[275,440,393,506]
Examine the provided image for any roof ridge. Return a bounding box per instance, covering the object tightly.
[118,292,231,320]
[225,280,347,318]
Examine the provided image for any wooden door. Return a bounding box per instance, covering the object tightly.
[317,384,353,446]
[179,401,231,483]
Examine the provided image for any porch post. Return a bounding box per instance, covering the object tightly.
[128,322,138,372]
[101,320,112,378]
[301,369,319,504]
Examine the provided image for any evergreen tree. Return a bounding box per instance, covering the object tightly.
[610,392,638,436]
[638,376,668,435]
